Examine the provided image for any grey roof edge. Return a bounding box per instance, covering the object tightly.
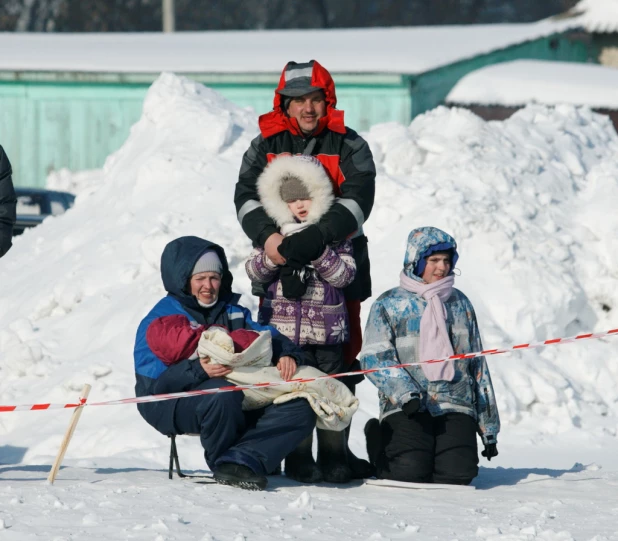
[446,99,618,111]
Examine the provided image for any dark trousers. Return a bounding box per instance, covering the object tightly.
[173,378,316,476]
[378,412,479,485]
[302,343,364,389]
[343,299,362,365]
[303,343,345,375]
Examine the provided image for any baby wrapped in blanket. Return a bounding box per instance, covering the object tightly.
[197,326,358,431]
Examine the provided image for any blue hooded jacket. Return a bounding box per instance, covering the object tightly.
[134,236,307,435]
[359,227,500,445]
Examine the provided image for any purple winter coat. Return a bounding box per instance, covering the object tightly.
[246,241,356,346]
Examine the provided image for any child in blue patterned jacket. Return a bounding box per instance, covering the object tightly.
[360,226,500,485]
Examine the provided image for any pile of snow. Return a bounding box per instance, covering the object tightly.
[1,72,618,539]
[47,167,104,196]
[2,71,618,461]
[0,73,260,464]
[363,105,618,442]
[446,59,618,109]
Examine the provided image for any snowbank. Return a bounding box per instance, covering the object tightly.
[1,73,618,471]
[0,73,260,464]
[362,105,618,440]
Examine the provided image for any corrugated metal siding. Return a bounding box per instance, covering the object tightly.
[0,82,147,187]
[0,80,409,187]
[0,33,592,187]
[207,84,411,132]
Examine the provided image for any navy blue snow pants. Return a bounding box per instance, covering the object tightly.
[172,378,316,475]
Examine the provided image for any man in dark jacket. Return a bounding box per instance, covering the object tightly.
[0,145,16,258]
[235,60,375,364]
[134,236,315,491]
[234,59,376,479]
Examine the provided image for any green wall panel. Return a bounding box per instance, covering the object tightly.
[0,32,594,188]
[0,80,408,187]
[410,33,592,118]
[0,83,148,187]
[210,84,410,132]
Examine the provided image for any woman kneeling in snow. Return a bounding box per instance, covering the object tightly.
[360,227,500,485]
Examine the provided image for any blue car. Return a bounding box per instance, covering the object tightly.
[13,188,75,236]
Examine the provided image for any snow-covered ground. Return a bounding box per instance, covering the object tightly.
[1,73,618,540]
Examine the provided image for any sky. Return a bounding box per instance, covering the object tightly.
[1,71,618,540]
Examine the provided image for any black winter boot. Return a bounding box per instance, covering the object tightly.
[346,422,376,479]
[284,433,323,483]
[213,463,268,491]
[364,418,381,468]
[317,428,353,484]
[341,378,375,479]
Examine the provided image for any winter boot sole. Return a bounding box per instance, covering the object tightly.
[213,472,267,491]
[213,464,268,491]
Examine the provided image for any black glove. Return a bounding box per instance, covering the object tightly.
[401,396,421,417]
[279,265,308,299]
[338,359,365,388]
[278,224,325,269]
[481,443,498,461]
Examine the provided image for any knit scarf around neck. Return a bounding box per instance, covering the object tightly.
[399,272,456,382]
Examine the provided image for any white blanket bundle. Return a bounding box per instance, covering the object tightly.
[197,327,358,431]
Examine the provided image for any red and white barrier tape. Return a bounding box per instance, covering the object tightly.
[0,397,87,413]
[1,328,617,413]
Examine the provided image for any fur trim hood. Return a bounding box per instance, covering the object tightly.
[257,155,334,227]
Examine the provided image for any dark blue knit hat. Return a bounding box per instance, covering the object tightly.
[414,242,459,277]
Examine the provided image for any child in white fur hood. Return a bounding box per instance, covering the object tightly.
[245,155,357,484]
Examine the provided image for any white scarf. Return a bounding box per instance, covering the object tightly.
[280,221,310,237]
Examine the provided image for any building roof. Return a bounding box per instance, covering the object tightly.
[446,59,618,109]
[568,0,618,33]
[0,22,571,76]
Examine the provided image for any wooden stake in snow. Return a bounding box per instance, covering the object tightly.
[47,384,91,484]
